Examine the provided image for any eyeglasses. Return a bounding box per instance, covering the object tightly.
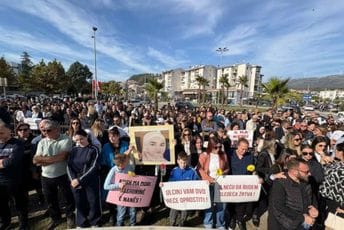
[302,151,313,156]
[41,129,52,133]
[317,144,326,147]
[18,128,29,132]
[183,133,191,136]
[214,145,222,149]
[294,138,301,141]
[72,122,80,125]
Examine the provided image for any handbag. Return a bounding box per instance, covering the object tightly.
[325,211,344,230]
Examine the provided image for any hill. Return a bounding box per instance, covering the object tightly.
[128,73,157,85]
[287,75,344,90]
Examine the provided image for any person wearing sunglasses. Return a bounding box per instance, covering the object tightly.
[311,136,332,165]
[33,120,76,229]
[67,118,101,151]
[197,136,229,229]
[300,144,324,195]
[283,131,303,157]
[268,158,318,230]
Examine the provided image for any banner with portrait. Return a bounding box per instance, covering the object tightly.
[226,130,254,148]
[129,125,175,165]
[161,180,211,210]
[106,173,157,207]
[214,175,261,203]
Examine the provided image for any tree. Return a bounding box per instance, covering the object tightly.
[219,74,230,105]
[0,57,16,87]
[261,77,290,109]
[18,52,33,92]
[66,61,92,96]
[101,81,122,98]
[145,77,164,110]
[238,75,248,106]
[195,75,209,104]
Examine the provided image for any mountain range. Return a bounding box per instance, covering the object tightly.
[287,75,344,90]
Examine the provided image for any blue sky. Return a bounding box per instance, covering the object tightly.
[1,0,344,82]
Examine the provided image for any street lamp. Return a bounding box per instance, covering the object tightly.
[216,47,229,67]
[216,47,229,104]
[92,26,98,100]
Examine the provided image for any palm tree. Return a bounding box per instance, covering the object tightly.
[219,74,229,105]
[195,75,203,104]
[200,77,209,103]
[224,80,231,105]
[145,78,164,110]
[238,75,249,106]
[261,77,290,109]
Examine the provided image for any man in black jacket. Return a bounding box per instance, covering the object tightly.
[268,158,318,230]
[0,121,28,230]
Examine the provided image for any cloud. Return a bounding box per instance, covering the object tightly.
[147,47,187,68]
[1,0,154,73]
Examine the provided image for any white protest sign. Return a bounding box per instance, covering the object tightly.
[214,175,261,203]
[23,118,42,130]
[227,130,254,148]
[161,180,211,210]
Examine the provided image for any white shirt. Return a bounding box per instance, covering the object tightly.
[209,153,220,179]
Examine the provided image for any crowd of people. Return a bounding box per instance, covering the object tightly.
[0,97,343,230]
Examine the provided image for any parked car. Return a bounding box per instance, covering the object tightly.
[303,105,315,111]
[175,101,195,110]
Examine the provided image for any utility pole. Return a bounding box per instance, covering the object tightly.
[92,26,98,100]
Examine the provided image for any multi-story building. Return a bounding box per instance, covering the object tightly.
[161,68,184,97]
[158,63,262,104]
[216,63,262,104]
[319,90,344,101]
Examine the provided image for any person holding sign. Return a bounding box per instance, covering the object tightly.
[161,151,199,226]
[197,136,229,229]
[104,154,136,226]
[227,138,255,230]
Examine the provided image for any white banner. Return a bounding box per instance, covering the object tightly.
[227,130,254,148]
[161,180,211,210]
[24,118,42,130]
[214,175,261,203]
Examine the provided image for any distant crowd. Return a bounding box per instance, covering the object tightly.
[0,97,343,230]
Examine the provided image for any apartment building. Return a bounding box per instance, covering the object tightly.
[319,90,344,100]
[216,63,262,104]
[159,63,262,104]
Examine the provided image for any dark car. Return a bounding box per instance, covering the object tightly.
[175,101,195,110]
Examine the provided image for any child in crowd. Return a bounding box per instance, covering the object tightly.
[103,154,136,226]
[161,151,199,226]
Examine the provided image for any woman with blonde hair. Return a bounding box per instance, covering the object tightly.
[283,131,303,156]
[91,118,108,146]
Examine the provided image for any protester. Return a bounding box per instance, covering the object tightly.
[268,158,318,230]
[162,151,199,226]
[33,120,75,229]
[197,136,229,229]
[67,129,101,228]
[0,121,28,230]
[104,154,136,226]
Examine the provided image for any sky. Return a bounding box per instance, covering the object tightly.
[1,0,344,82]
